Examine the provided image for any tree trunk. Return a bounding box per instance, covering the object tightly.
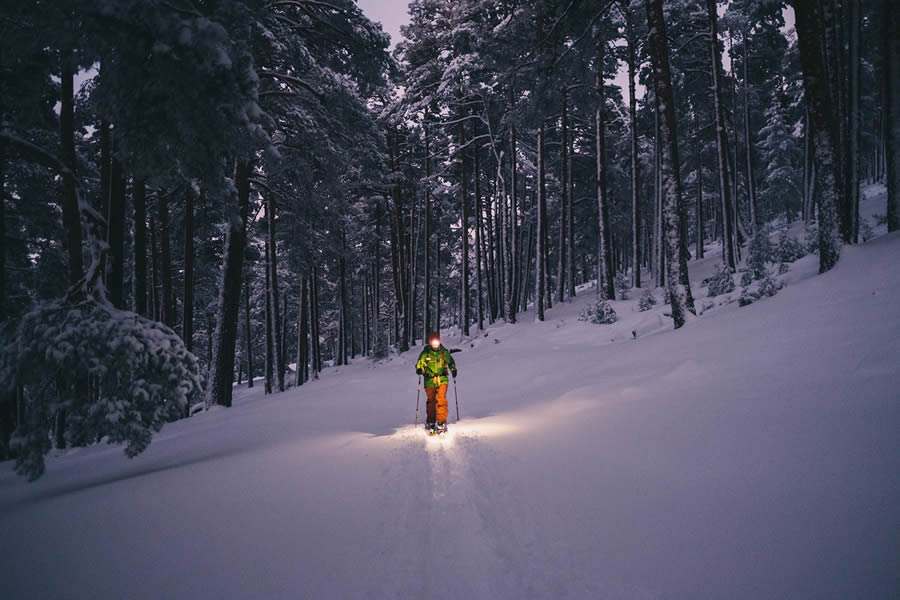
[183,187,194,352]
[647,0,695,329]
[60,49,82,286]
[207,160,251,408]
[373,201,382,356]
[474,136,484,331]
[436,221,441,331]
[536,125,546,321]
[848,0,860,243]
[244,275,254,388]
[484,176,497,320]
[567,117,576,300]
[505,123,517,323]
[423,119,432,337]
[158,190,174,327]
[655,104,665,287]
[266,192,284,391]
[311,264,322,376]
[886,0,900,231]
[297,277,308,386]
[407,191,417,349]
[696,138,705,260]
[558,89,568,302]
[363,273,369,355]
[596,35,615,300]
[339,237,348,365]
[264,240,273,394]
[388,132,409,352]
[150,214,159,321]
[107,146,126,308]
[707,0,738,271]
[459,113,470,336]
[133,179,147,316]
[0,145,4,321]
[795,0,843,272]
[802,109,812,222]
[742,32,757,230]
[821,1,847,242]
[626,9,641,288]
[99,121,110,283]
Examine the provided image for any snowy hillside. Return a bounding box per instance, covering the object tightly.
[3,207,899,599]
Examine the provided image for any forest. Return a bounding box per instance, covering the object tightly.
[0,0,898,479]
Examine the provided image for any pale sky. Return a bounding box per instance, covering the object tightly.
[357,0,409,50]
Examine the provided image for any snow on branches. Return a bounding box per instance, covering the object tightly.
[1,297,202,481]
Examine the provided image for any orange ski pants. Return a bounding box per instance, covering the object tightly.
[425,384,449,424]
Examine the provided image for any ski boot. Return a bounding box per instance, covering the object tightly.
[436,422,447,436]
[425,422,437,436]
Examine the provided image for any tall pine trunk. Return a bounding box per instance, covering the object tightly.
[847,0,860,243]
[474,136,484,331]
[207,160,251,408]
[107,141,126,308]
[505,123,517,323]
[886,0,900,231]
[742,32,757,230]
[244,275,254,388]
[0,146,4,322]
[626,8,641,288]
[536,125,546,321]
[264,240,273,394]
[158,190,174,327]
[795,0,843,272]
[60,49,82,286]
[567,113,576,299]
[339,236,348,366]
[133,179,147,316]
[311,264,322,376]
[99,121,110,282]
[647,0,695,329]
[183,187,194,352]
[558,89,568,302]
[423,118,432,337]
[696,135,705,260]
[150,214,159,320]
[266,192,283,391]
[296,277,308,386]
[707,0,737,270]
[459,113,470,336]
[595,35,614,300]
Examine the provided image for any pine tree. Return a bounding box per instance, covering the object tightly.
[794,0,842,272]
[647,0,695,329]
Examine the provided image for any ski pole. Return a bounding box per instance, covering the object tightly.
[415,376,422,425]
[453,376,459,422]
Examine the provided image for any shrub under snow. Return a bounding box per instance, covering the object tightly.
[747,229,772,280]
[615,273,631,300]
[579,300,618,324]
[774,230,806,263]
[638,289,657,312]
[707,264,736,297]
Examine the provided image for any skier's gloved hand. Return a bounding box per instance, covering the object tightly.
[416,368,423,375]
[452,369,458,378]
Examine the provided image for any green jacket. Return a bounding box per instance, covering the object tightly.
[415,345,457,388]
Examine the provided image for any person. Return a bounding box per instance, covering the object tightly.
[415,331,457,434]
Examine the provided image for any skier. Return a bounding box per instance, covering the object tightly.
[415,331,457,434]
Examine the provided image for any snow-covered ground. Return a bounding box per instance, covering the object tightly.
[2,191,899,599]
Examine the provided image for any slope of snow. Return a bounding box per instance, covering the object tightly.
[2,228,898,597]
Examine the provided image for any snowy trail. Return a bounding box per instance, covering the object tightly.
[2,228,899,599]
